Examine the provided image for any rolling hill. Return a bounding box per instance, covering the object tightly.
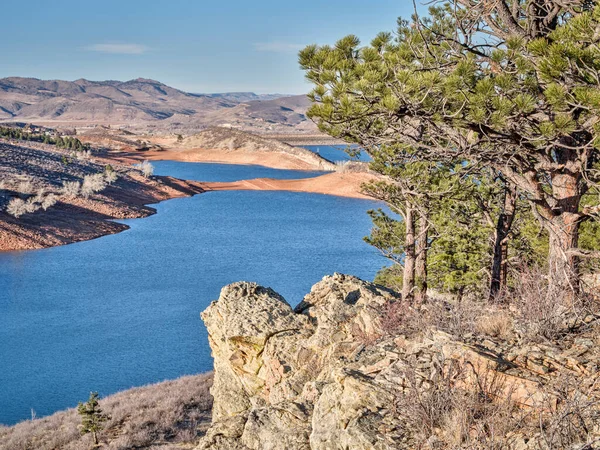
[0,77,316,133]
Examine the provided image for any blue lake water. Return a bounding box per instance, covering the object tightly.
[301,145,371,163]
[0,161,386,425]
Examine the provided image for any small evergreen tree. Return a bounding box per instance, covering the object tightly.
[77,392,108,447]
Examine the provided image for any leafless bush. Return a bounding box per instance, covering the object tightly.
[23,198,40,214]
[33,188,45,204]
[41,193,57,210]
[61,181,81,198]
[135,160,154,178]
[16,179,35,195]
[75,150,92,161]
[395,356,523,450]
[335,160,351,173]
[104,169,118,185]
[499,266,598,342]
[6,198,28,217]
[475,310,515,341]
[81,174,107,198]
[533,376,600,450]
[379,297,486,339]
[379,299,422,338]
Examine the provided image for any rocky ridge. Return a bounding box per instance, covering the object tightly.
[198,274,600,450]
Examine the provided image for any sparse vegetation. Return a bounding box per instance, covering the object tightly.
[379,265,598,344]
[135,160,154,178]
[393,356,600,450]
[40,193,57,210]
[81,174,107,199]
[16,179,35,195]
[0,373,213,450]
[77,392,108,448]
[5,188,60,218]
[6,198,29,218]
[104,166,118,184]
[75,149,93,161]
[61,181,81,199]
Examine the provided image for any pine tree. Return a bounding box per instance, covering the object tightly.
[77,392,108,447]
[300,1,600,295]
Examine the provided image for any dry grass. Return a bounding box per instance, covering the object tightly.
[379,296,488,340]
[0,373,213,450]
[379,266,598,344]
[475,310,515,341]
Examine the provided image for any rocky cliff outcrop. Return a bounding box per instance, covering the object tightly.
[198,274,600,450]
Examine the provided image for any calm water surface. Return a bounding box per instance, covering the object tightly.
[0,161,386,425]
[301,145,371,162]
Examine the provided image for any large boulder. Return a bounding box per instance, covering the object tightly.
[197,274,399,450]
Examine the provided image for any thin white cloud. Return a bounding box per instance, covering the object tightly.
[253,42,304,53]
[84,43,149,55]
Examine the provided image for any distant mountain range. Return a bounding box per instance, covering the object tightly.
[0,77,315,133]
[202,92,291,102]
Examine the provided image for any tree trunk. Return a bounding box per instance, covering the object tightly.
[546,213,580,295]
[403,206,416,302]
[543,169,582,295]
[489,182,518,299]
[415,209,429,304]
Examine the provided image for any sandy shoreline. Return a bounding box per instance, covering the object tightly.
[198,172,376,200]
[106,147,335,171]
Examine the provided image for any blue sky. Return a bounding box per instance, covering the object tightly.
[0,1,416,94]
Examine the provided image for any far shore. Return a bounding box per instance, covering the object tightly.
[110,148,331,171]
[198,172,377,200]
[101,146,379,200]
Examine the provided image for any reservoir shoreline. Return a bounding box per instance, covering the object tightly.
[1,142,376,252]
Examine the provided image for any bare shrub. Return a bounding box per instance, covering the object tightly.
[81,174,107,199]
[6,197,42,218]
[430,298,483,338]
[75,150,92,161]
[23,198,40,214]
[104,170,118,185]
[61,181,81,198]
[33,189,45,204]
[380,295,486,340]
[394,354,530,450]
[16,179,34,195]
[500,266,598,342]
[379,299,422,338]
[335,160,351,173]
[135,160,154,178]
[533,376,600,450]
[41,193,57,210]
[6,198,28,217]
